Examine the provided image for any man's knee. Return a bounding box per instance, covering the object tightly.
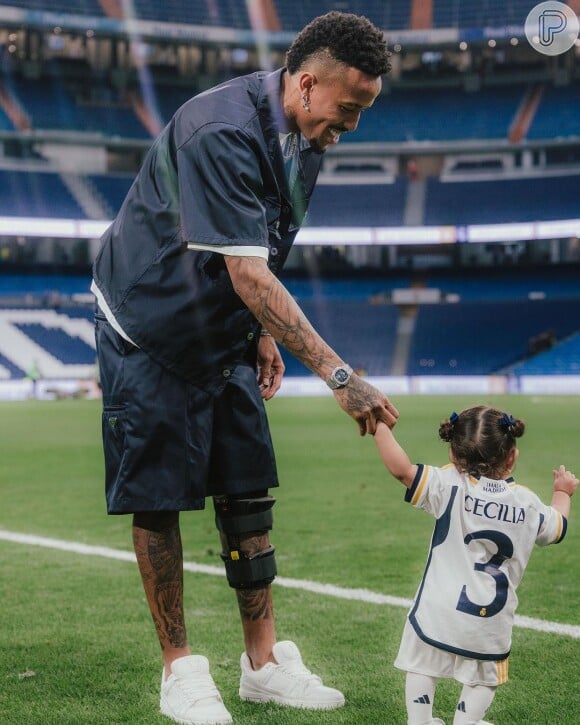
[214,492,277,589]
[133,510,179,532]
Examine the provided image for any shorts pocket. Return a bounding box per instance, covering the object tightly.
[102,404,127,491]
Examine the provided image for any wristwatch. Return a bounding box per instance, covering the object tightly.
[326,364,353,389]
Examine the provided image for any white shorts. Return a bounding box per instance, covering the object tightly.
[394,619,509,687]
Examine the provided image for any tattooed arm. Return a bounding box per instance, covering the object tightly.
[225,255,399,435]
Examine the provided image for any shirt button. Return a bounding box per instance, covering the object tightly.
[247,332,255,341]
[271,247,278,256]
[222,368,232,378]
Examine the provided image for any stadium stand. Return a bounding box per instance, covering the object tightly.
[0,169,84,218]
[0,350,25,379]
[15,320,95,364]
[0,105,13,131]
[419,269,580,301]
[86,173,135,219]
[507,332,580,375]
[423,174,580,225]
[432,0,538,28]
[406,298,580,376]
[4,290,580,379]
[2,0,103,16]
[354,85,528,143]
[272,298,399,376]
[306,180,408,227]
[0,307,95,380]
[0,0,541,32]
[8,165,574,227]
[273,0,411,31]
[2,266,579,381]
[6,73,150,138]
[527,81,580,141]
[0,0,579,391]
[0,273,91,297]
[156,86,198,125]
[134,0,251,28]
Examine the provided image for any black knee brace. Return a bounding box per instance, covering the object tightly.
[214,494,277,589]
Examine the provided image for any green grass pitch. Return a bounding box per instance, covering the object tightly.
[0,394,578,724]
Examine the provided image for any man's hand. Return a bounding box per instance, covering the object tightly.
[334,375,399,435]
[257,335,285,400]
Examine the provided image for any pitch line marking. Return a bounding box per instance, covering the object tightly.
[1,528,579,640]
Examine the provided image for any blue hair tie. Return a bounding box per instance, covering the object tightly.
[449,411,459,424]
[499,412,516,433]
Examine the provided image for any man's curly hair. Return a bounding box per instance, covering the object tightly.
[286,11,391,77]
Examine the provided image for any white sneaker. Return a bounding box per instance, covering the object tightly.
[160,655,232,725]
[239,640,345,710]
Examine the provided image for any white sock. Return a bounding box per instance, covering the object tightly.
[453,684,496,724]
[405,671,437,724]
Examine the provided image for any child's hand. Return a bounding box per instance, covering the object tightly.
[553,465,579,496]
[373,420,388,436]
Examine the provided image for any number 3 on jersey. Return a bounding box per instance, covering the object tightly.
[456,530,513,618]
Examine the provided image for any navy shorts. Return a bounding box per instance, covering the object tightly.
[95,314,279,514]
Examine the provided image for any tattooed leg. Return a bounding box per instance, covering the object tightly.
[218,529,277,669]
[133,511,190,674]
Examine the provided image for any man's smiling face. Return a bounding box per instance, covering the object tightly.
[296,64,382,151]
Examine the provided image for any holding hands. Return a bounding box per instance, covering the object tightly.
[334,374,399,436]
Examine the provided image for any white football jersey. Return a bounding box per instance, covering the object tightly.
[405,463,567,660]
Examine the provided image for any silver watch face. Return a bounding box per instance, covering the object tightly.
[327,365,352,389]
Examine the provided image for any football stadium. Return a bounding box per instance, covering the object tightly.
[0,2,579,724]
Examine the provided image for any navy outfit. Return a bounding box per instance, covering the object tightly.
[92,69,323,513]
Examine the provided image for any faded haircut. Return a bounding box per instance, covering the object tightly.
[286,11,391,77]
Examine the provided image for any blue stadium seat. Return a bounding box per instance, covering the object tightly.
[280,299,398,376]
[0,274,91,297]
[407,298,580,375]
[433,0,534,28]
[8,74,149,138]
[87,173,134,218]
[0,306,95,380]
[352,86,525,143]
[273,1,411,31]
[284,277,413,301]
[424,175,580,225]
[508,333,580,375]
[15,322,96,364]
[0,106,14,131]
[423,271,580,301]
[3,0,103,16]
[131,0,251,28]
[0,169,85,218]
[527,82,580,140]
[0,351,26,378]
[306,181,407,227]
[156,86,196,125]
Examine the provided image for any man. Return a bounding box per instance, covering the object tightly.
[92,11,397,725]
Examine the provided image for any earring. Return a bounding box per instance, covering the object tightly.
[302,93,310,111]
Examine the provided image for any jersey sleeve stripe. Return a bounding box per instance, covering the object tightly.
[406,464,429,505]
[554,514,568,543]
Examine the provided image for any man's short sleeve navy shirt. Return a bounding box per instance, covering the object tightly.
[92,69,323,383]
